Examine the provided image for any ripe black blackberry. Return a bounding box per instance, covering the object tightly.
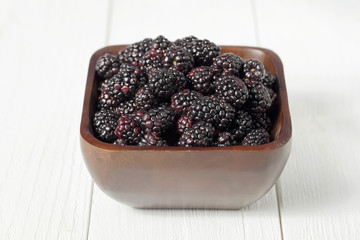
[187,66,214,94]
[114,115,143,145]
[140,106,176,136]
[246,83,272,113]
[135,85,157,110]
[243,59,266,87]
[171,89,203,115]
[215,75,249,109]
[211,53,244,77]
[174,36,198,48]
[188,96,235,130]
[98,89,118,109]
[148,68,186,99]
[178,121,215,147]
[185,39,220,66]
[117,38,153,65]
[241,128,270,146]
[93,109,118,142]
[151,35,171,51]
[232,110,254,140]
[177,115,194,135]
[95,53,120,79]
[262,71,278,90]
[250,112,272,131]
[214,132,237,147]
[138,133,168,146]
[163,46,194,74]
[115,99,138,117]
[139,49,164,73]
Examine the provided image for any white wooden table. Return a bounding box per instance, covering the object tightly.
[1,0,360,239]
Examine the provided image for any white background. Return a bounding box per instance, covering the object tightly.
[1,0,360,239]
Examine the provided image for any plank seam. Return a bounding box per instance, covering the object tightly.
[275,183,284,240]
[250,0,260,45]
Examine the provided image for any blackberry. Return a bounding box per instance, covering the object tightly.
[243,59,266,87]
[178,121,215,147]
[113,138,126,145]
[163,46,194,74]
[177,115,194,135]
[232,110,254,140]
[114,115,143,145]
[148,68,186,99]
[241,128,270,146]
[185,39,220,66]
[211,53,244,77]
[151,35,171,51]
[262,71,278,90]
[115,99,138,117]
[214,132,237,147]
[138,133,168,146]
[140,106,176,136]
[139,49,164,73]
[215,75,249,108]
[246,83,272,113]
[174,36,198,48]
[171,89,203,115]
[266,87,278,109]
[98,89,118,109]
[188,66,214,94]
[251,112,272,131]
[93,109,118,142]
[188,96,235,129]
[95,53,120,79]
[117,38,153,65]
[135,85,157,110]
[104,70,139,103]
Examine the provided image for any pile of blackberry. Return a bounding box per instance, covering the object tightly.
[93,36,279,147]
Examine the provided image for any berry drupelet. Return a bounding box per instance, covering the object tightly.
[211,53,244,77]
[171,89,203,115]
[95,53,120,79]
[243,59,266,87]
[215,75,249,109]
[241,128,270,146]
[114,115,143,145]
[93,109,118,142]
[163,45,194,74]
[187,66,214,94]
[177,115,194,135]
[178,121,215,147]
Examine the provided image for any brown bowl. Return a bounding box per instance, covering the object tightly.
[80,45,292,209]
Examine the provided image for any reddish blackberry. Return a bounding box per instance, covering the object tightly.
[250,112,272,131]
[117,38,153,65]
[140,106,176,136]
[214,132,237,147]
[215,75,249,108]
[138,133,168,146]
[113,138,126,145]
[241,128,270,146]
[171,89,203,115]
[104,69,139,102]
[232,110,254,140]
[148,68,186,99]
[139,49,164,73]
[246,83,272,113]
[151,35,171,51]
[115,99,138,116]
[98,89,118,109]
[262,71,278,90]
[177,115,194,135]
[185,39,220,66]
[135,85,157,110]
[188,96,235,129]
[211,53,244,77]
[188,66,214,94]
[93,109,118,142]
[178,121,215,147]
[95,53,120,79]
[163,46,194,74]
[114,115,143,145]
[243,59,266,87]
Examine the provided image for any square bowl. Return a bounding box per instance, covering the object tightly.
[80,45,292,209]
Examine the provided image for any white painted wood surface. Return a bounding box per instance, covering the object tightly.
[1,0,360,239]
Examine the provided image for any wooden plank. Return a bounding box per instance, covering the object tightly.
[88,0,282,239]
[0,0,108,239]
[255,0,360,239]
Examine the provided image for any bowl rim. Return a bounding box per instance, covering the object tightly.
[80,45,292,152]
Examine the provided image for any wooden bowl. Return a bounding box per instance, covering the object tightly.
[80,45,292,209]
